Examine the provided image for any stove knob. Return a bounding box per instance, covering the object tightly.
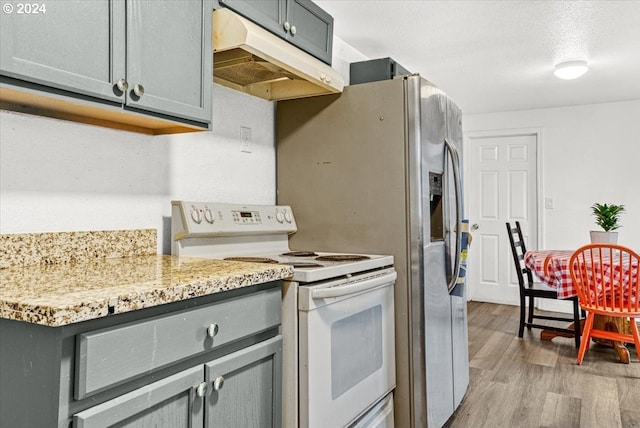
[191,209,202,224]
[204,209,215,224]
[284,211,292,223]
[276,211,285,223]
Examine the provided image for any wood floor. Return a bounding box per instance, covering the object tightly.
[444,302,640,428]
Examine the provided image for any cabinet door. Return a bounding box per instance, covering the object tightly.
[205,336,282,428]
[73,366,205,428]
[126,0,212,124]
[0,0,126,103]
[218,0,286,37]
[285,0,333,64]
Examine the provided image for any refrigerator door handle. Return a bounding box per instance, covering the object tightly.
[444,138,463,292]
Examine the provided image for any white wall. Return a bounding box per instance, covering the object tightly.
[0,34,365,256]
[0,84,276,254]
[463,99,640,250]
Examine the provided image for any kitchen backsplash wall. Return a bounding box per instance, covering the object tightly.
[0,36,365,255]
[0,229,156,268]
[0,84,276,254]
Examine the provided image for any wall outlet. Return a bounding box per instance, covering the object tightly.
[544,197,554,209]
[240,126,252,153]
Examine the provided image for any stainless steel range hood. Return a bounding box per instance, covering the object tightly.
[213,8,344,101]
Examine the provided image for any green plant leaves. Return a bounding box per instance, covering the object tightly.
[591,203,625,232]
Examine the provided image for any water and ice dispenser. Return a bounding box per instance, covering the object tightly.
[429,172,444,241]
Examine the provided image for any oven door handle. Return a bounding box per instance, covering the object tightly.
[310,271,397,299]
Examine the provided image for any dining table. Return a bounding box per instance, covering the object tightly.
[524,249,635,364]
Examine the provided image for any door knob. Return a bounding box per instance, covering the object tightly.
[471,223,479,231]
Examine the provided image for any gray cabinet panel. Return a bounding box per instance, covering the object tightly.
[205,335,282,428]
[0,0,212,130]
[0,0,125,103]
[218,0,333,64]
[126,0,212,123]
[286,0,333,64]
[73,365,205,428]
[76,286,281,399]
[218,0,285,36]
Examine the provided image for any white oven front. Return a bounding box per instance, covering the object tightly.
[297,268,396,428]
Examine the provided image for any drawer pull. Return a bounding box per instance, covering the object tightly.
[195,382,208,397]
[212,376,225,391]
[207,323,219,338]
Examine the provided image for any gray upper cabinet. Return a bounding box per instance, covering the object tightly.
[0,0,125,103]
[0,0,212,132]
[218,0,333,64]
[125,0,211,123]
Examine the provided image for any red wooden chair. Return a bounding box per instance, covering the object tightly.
[569,244,640,364]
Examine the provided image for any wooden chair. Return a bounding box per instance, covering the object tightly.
[569,244,640,364]
[506,221,582,347]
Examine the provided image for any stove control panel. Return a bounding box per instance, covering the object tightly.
[171,201,297,239]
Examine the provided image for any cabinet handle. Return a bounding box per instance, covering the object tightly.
[133,84,145,97]
[207,323,219,338]
[195,382,208,397]
[116,78,129,92]
[283,21,290,32]
[212,376,225,391]
[290,25,296,35]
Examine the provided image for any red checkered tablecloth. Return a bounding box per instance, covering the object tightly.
[524,250,576,298]
[525,249,639,300]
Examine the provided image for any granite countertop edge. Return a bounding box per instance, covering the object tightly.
[0,255,294,327]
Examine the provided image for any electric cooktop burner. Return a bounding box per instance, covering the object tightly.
[315,254,371,262]
[224,257,279,264]
[281,251,318,257]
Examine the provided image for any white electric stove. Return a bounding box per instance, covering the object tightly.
[171,201,396,428]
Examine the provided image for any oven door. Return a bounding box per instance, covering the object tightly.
[298,269,397,428]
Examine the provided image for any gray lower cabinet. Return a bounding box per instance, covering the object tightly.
[73,336,282,428]
[73,366,206,428]
[0,283,282,428]
[0,0,212,129]
[205,336,282,428]
[218,0,333,64]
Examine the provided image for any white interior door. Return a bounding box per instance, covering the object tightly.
[465,130,539,305]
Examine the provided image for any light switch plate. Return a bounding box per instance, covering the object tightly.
[544,198,554,209]
[240,126,251,153]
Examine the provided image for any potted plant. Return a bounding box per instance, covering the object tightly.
[590,202,625,243]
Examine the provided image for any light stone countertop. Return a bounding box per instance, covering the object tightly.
[0,255,293,327]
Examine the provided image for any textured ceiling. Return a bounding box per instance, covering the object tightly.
[315,0,640,114]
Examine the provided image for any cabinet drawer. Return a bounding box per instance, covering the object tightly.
[75,286,281,399]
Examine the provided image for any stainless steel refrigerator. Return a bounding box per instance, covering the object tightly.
[276,75,468,428]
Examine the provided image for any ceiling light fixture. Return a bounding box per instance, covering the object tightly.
[554,60,589,80]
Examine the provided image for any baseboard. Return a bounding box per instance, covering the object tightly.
[535,299,574,314]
